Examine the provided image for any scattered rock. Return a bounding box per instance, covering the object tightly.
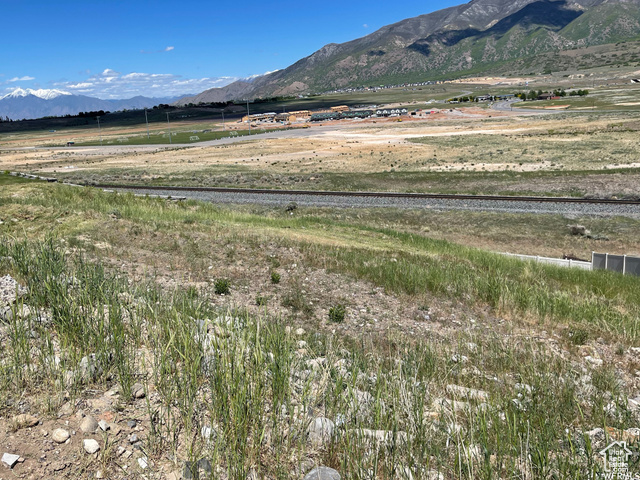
[52,428,70,444]
[127,420,137,428]
[198,458,212,474]
[568,224,591,236]
[307,357,327,371]
[433,397,470,413]
[98,420,110,431]
[295,328,306,336]
[83,439,100,454]
[628,397,640,411]
[201,425,216,442]
[12,413,39,429]
[131,383,145,399]
[129,433,139,444]
[51,461,68,472]
[397,466,415,480]
[0,275,27,308]
[78,354,102,381]
[515,383,533,397]
[350,428,409,447]
[450,354,469,363]
[138,457,148,469]
[183,461,198,480]
[307,417,335,446]
[585,356,604,367]
[446,384,489,402]
[425,471,445,480]
[334,413,347,427]
[2,452,20,468]
[80,416,99,434]
[303,466,341,480]
[344,388,375,418]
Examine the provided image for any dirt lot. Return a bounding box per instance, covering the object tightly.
[2,104,640,198]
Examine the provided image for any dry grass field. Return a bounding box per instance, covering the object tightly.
[3,100,640,198]
[2,82,640,480]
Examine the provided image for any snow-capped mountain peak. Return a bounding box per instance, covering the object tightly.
[1,88,72,100]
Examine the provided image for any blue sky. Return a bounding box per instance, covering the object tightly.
[1,0,461,99]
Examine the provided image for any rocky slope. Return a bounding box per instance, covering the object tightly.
[176,0,640,105]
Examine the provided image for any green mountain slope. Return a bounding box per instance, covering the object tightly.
[176,0,640,104]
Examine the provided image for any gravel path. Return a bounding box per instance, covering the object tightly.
[112,188,640,218]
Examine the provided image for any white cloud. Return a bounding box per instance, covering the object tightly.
[363,24,369,28]
[8,76,35,82]
[141,46,176,54]
[67,82,94,89]
[52,69,243,99]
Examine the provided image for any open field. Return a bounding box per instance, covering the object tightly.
[516,83,640,111]
[3,97,640,198]
[2,80,640,478]
[1,175,640,479]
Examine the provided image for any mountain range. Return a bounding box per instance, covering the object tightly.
[0,89,182,121]
[176,0,640,105]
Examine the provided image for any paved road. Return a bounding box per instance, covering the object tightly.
[491,99,565,114]
[0,124,350,154]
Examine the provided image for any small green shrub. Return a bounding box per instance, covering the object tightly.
[214,278,230,295]
[281,280,312,315]
[567,327,589,346]
[255,295,267,306]
[270,271,281,284]
[328,304,346,323]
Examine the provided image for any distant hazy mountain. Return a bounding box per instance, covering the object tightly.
[176,0,640,105]
[0,89,183,120]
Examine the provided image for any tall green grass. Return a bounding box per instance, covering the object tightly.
[5,183,640,342]
[0,237,634,478]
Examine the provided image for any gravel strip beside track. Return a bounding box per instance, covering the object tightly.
[109,187,640,218]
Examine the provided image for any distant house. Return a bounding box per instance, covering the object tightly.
[289,110,311,117]
[310,112,341,121]
[330,105,350,113]
[375,108,408,117]
[241,112,276,123]
[275,113,297,122]
[309,110,373,121]
[537,93,559,100]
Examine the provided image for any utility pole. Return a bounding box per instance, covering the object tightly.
[97,116,102,146]
[247,99,251,133]
[166,112,172,144]
[145,109,150,139]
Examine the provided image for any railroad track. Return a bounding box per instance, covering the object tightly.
[9,171,638,216]
[92,184,640,206]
